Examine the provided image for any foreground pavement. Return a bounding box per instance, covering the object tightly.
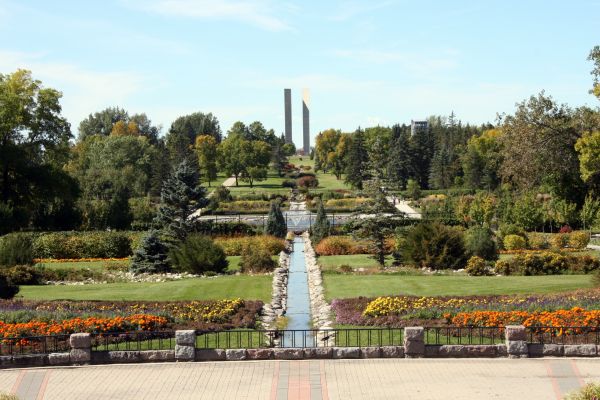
[1,358,599,400]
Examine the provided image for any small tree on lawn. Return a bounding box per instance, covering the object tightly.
[130,230,171,274]
[154,159,208,245]
[266,201,287,238]
[349,182,400,267]
[310,198,330,244]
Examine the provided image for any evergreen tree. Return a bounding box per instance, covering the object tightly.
[387,125,412,189]
[429,145,454,189]
[266,201,287,238]
[344,128,370,190]
[130,230,171,274]
[154,159,208,245]
[310,198,330,244]
[409,127,434,189]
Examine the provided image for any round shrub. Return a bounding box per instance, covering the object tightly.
[240,246,277,273]
[568,231,590,249]
[527,233,549,250]
[0,274,19,299]
[169,235,228,274]
[297,176,319,188]
[549,233,569,249]
[315,236,354,255]
[1,265,45,285]
[503,235,527,251]
[281,179,297,188]
[497,224,526,250]
[464,226,497,261]
[559,225,573,233]
[465,256,490,276]
[400,222,468,270]
[494,259,514,276]
[0,233,34,266]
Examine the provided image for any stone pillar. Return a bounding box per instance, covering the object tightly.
[175,330,196,361]
[404,327,424,358]
[302,88,310,154]
[284,89,292,144]
[505,325,528,358]
[70,333,91,364]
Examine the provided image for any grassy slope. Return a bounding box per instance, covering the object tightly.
[19,275,272,302]
[323,274,594,301]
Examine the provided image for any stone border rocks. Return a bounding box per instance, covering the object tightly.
[260,240,291,332]
[302,232,335,345]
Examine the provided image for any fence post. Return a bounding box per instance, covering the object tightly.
[70,333,91,364]
[175,330,196,362]
[505,325,528,358]
[403,327,424,358]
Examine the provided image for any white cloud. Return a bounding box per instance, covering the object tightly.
[123,0,291,31]
[0,50,148,132]
[329,0,397,21]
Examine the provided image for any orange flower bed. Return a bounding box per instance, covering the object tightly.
[34,257,130,263]
[451,307,600,329]
[0,314,168,340]
[498,249,582,255]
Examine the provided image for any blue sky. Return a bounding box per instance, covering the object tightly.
[0,0,598,145]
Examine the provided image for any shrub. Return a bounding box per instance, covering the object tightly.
[310,199,330,244]
[265,202,287,238]
[400,222,468,270]
[213,186,232,202]
[240,246,277,273]
[315,236,355,255]
[503,235,527,250]
[1,265,45,285]
[559,225,573,233]
[527,233,549,250]
[169,235,228,274]
[497,224,527,250]
[0,393,20,400]
[281,179,297,188]
[568,231,590,249]
[0,233,34,266]
[33,231,132,259]
[0,275,19,299]
[130,230,171,274]
[214,235,285,256]
[464,226,497,261]
[465,256,490,276]
[494,252,600,276]
[549,233,569,249]
[296,175,319,188]
[564,382,600,400]
[193,221,257,237]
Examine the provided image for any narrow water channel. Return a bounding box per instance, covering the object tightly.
[283,236,314,346]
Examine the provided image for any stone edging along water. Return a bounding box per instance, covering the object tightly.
[302,232,335,333]
[259,239,291,330]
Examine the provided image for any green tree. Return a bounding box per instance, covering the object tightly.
[130,230,171,274]
[581,194,600,230]
[400,222,468,270]
[328,133,351,180]
[240,140,271,187]
[154,159,208,245]
[409,127,434,189]
[387,125,412,189]
[368,135,389,181]
[266,201,287,238]
[406,179,421,200]
[464,226,497,261]
[0,69,74,232]
[344,128,370,190]
[107,187,133,230]
[500,93,583,202]
[194,135,218,186]
[217,135,245,186]
[166,112,221,165]
[575,130,600,183]
[78,107,159,143]
[310,198,330,244]
[271,136,289,177]
[429,145,454,189]
[0,274,19,299]
[462,129,503,190]
[314,129,341,172]
[588,45,600,98]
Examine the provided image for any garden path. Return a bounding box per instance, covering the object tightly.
[3,358,599,399]
[386,196,421,219]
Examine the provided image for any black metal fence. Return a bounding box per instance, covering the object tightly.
[0,335,70,356]
[424,327,505,345]
[91,331,176,351]
[194,328,405,349]
[526,327,600,345]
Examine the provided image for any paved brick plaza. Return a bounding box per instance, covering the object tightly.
[1,358,600,399]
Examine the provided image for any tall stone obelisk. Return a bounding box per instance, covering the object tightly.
[302,88,310,154]
[284,89,292,144]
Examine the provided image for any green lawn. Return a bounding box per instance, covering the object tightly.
[19,275,272,302]
[318,254,394,272]
[323,274,594,301]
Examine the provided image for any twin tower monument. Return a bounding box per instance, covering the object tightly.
[283,88,310,154]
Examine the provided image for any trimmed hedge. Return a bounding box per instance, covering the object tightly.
[214,235,286,256]
[32,231,132,259]
[494,251,600,276]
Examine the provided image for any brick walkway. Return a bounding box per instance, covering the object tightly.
[1,358,599,399]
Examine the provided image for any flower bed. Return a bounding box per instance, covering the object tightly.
[34,257,130,263]
[451,307,600,328]
[331,291,600,327]
[0,299,262,331]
